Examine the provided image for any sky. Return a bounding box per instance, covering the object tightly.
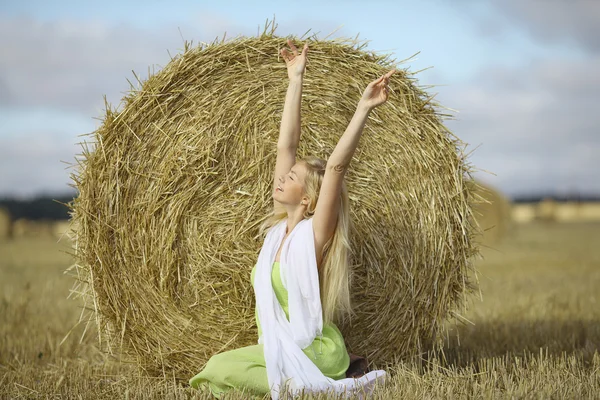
[0,0,599,199]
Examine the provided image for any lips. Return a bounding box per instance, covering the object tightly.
[276,186,283,192]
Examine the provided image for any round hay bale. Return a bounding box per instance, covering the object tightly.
[0,207,11,240]
[469,180,511,246]
[69,23,478,378]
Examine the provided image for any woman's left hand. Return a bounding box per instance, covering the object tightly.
[359,69,396,110]
[280,39,309,80]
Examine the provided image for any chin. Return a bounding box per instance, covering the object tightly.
[273,195,286,206]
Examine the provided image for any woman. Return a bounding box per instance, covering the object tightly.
[190,39,395,399]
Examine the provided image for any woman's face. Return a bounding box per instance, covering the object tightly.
[273,162,308,206]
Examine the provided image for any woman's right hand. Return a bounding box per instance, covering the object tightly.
[359,69,396,111]
[280,39,309,80]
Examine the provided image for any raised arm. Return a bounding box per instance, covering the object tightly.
[273,39,309,197]
[313,69,396,247]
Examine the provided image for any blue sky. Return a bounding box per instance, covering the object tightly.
[1,0,599,199]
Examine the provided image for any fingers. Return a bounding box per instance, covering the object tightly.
[376,70,393,97]
[377,70,396,82]
[287,38,299,57]
[285,38,310,58]
[381,70,395,84]
[368,75,385,87]
[369,73,391,86]
[379,69,396,88]
[370,76,387,89]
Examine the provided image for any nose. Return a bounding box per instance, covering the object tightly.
[279,175,284,183]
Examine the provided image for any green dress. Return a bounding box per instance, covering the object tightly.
[189,261,350,398]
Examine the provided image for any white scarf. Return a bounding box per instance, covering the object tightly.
[253,217,387,399]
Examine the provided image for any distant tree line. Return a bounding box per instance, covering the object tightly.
[513,193,600,203]
[0,193,76,221]
[0,191,598,222]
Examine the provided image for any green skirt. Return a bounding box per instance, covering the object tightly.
[189,262,350,398]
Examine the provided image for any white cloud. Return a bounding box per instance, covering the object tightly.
[0,16,192,114]
[0,7,598,199]
[437,55,600,196]
[488,0,600,53]
[0,13,350,198]
[0,14,349,114]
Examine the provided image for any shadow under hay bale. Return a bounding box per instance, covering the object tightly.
[69,21,479,379]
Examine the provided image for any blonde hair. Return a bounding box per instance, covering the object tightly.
[259,155,353,325]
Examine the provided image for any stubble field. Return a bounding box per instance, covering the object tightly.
[1,221,599,399]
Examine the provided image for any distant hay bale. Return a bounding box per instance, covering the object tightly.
[0,207,11,240]
[469,181,511,245]
[12,219,26,238]
[578,202,600,221]
[537,198,557,221]
[553,201,579,221]
[512,203,536,223]
[69,22,479,379]
[12,218,54,238]
[539,201,600,222]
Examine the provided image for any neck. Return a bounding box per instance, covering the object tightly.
[284,206,306,234]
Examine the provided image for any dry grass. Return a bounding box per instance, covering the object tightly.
[1,221,598,398]
[67,19,479,378]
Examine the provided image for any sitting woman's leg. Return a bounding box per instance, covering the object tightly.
[189,344,270,399]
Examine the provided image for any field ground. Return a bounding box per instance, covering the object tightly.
[1,222,599,399]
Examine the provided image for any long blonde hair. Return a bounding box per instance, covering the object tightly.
[259,155,353,325]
